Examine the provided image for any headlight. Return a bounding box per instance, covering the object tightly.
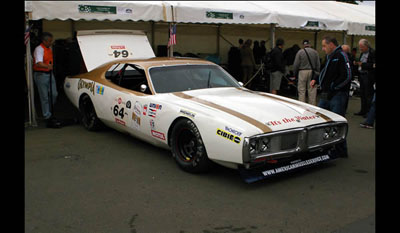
[249,139,257,155]
[308,123,347,149]
[249,137,271,155]
[246,129,302,160]
[259,137,270,152]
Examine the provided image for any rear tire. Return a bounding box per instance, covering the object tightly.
[170,119,211,173]
[79,94,103,131]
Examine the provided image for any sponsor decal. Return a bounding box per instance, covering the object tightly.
[112,97,128,126]
[131,102,142,129]
[224,126,242,136]
[266,115,321,126]
[96,85,104,95]
[115,118,126,126]
[147,103,162,118]
[111,45,126,50]
[143,104,148,116]
[78,79,95,95]
[148,108,157,118]
[150,119,155,130]
[216,128,241,144]
[262,155,330,176]
[126,101,131,109]
[132,112,140,129]
[151,130,165,140]
[180,109,196,118]
[133,102,142,116]
[149,103,162,110]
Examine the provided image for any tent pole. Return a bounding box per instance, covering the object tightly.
[217,24,221,57]
[168,23,173,57]
[270,24,275,50]
[151,21,155,52]
[25,12,37,127]
[351,35,354,49]
[314,30,319,49]
[168,6,175,57]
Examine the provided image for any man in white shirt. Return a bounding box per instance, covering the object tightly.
[33,32,61,128]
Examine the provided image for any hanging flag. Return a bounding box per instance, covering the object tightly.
[24,25,32,46]
[168,24,177,47]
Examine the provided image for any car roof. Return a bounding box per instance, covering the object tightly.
[70,57,218,95]
[101,57,216,70]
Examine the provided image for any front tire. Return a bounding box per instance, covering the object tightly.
[170,119,211,173]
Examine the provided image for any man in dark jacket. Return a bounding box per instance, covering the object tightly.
[310,36,351,157]
[270,38,286,94]
[354,39,376,117]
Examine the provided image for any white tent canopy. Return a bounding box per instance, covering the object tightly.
[162,1,276,25]
[307,1,375,35]
[247,1,347,31]
[26,1,169,22]
[166,1,375,35]
[25,1,375,36]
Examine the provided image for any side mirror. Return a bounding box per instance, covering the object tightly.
[238,82,244,87]
[140,84,147,93]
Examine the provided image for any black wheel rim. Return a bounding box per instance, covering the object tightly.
[176,128,197,162]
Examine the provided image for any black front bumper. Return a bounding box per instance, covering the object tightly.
[238,148,340,183]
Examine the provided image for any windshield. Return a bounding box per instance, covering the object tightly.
[149,65,240,93]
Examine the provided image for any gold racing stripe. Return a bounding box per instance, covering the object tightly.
[173,92,272,133]
[238,88,332,122]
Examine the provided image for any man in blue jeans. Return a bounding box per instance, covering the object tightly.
[310,36,352,157]
[33,32,61,128]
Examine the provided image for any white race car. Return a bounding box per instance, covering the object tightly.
[64,30,348,182]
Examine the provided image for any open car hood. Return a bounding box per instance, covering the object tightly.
[77,29,155,72]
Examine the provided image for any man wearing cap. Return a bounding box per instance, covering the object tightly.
[293,39,320,105]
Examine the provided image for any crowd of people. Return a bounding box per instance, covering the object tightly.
[228,36,376,132]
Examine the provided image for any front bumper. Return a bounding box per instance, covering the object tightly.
[238,146,341,183]
[242,122,348,166]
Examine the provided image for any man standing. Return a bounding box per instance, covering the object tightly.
[310,36,351,157]
[33,32,61,128]
[270,38,285,94]
[240,39,256,84]
[293,39,320,105]
[354,39,376,117]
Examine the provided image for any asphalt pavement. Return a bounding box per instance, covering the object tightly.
[25,93,375,233]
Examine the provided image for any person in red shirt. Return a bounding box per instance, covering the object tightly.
[33,32,61,128]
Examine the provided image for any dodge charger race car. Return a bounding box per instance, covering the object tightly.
[64,30,348,183]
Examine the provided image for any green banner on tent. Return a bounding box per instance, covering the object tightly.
[206,11,233,19]
[78,5,117,14]
[365,25,375,31]
[305,21,320,27]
